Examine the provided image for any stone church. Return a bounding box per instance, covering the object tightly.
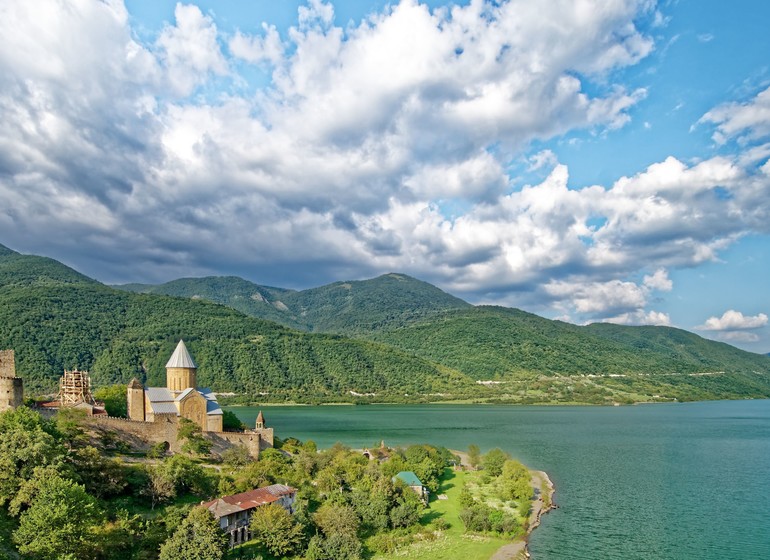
[127,340,223,432]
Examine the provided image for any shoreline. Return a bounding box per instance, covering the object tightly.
[490,470,556,560]
[451,451,556,560]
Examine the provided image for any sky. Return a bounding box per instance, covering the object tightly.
[1,0,769,353]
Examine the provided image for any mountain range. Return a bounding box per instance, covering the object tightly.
[2,242,769,404]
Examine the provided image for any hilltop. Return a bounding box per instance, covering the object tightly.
[3,242,770,403]
[0,245,467,398]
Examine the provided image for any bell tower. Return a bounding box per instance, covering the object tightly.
[165,340,197,393]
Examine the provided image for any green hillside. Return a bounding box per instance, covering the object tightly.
[367,306,770,402]
[3,243,770,404]
[280,273,471,333]
[115,272,471,334]
[0,243,96,287]
[0,248,470,399]
[115,276,306,329]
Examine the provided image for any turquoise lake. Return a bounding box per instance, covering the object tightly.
[227,400,770,559]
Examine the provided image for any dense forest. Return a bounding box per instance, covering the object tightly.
[2,242,770,403]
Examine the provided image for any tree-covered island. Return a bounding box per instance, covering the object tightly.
[0,405,553,560]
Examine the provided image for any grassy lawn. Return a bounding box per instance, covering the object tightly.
[370,468,510,560]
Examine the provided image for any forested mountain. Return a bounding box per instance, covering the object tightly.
[3,243,770,403]
[0,246,468,397]
[115,272,470,334]
[116,276,306,329]
[279,273,471,334]
[0,243,96,287]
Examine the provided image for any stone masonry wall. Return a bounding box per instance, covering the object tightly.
[86,416,183,453]
[0,350,15,378]
[86,415,265,458]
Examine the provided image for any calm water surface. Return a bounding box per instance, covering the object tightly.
[227,400,770,559]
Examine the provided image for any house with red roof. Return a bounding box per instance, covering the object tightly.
[201,484,297,547]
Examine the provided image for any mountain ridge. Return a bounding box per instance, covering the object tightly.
[2,242,769,403]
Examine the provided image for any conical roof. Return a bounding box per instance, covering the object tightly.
[165,340,197,369]
[256,410,265,424]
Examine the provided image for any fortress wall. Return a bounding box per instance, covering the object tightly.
[0,377,23,412]
[86,415,265,458]
[206,431,262,459]
[86,415,183,453]
[0,350,16,378]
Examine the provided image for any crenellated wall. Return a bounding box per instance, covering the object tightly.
[85,414,267,458]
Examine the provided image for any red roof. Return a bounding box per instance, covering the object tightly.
[202,484,296,518]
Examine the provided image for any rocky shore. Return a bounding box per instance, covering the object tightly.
[490,470,556,560]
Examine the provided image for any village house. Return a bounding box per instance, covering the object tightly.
[393,471,429,504]
[201,484,297,547]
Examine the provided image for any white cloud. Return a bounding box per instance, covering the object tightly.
[700,86,770,144]
[229,24,284,66]
[696,310,768,331]
[0,0,768,338]
[643,268,673,291]
[156,3,228,96]
[714,331,760,343]
[601,309,671,326]
[545,279,647,315]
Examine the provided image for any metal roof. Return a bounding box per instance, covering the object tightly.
[146,387,174,403]
[198,388,223,415]
[165,339,197,369]
[206,399,223,415]
[149,401,178,415]
[394,471,424,487]
[175,387,196,401]
[201,485,297,519]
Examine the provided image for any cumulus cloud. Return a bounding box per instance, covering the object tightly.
[643,269,673,291]
[156,3,228,96]
[229,25,284,66]
[601,309,671,327]
[714,331,760,343]
[700,85,770,144]
[0,0,768,334]
[696,310,769,331]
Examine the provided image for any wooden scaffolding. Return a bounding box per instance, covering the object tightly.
[59,369,96,406]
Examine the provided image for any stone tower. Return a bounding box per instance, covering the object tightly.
[166,340,197,393]
[127,378,145,421]
[0,350,23,412]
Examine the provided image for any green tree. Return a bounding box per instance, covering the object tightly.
[249,503,304,557]
[389,501,420,529]
[68,446,128,498]
[221,444,252,467]
[222,409,245,431]
[146,466,176,509]
[178,418,212,456]
[313,503,359,538]
[306,534,362,560]
[93,384,128,417]
[0,407,64,506]
[501,459,532,503]
[13,474,99,560]
[467,444,481,469]
[158,507,228,560]
[481,448,509,477]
